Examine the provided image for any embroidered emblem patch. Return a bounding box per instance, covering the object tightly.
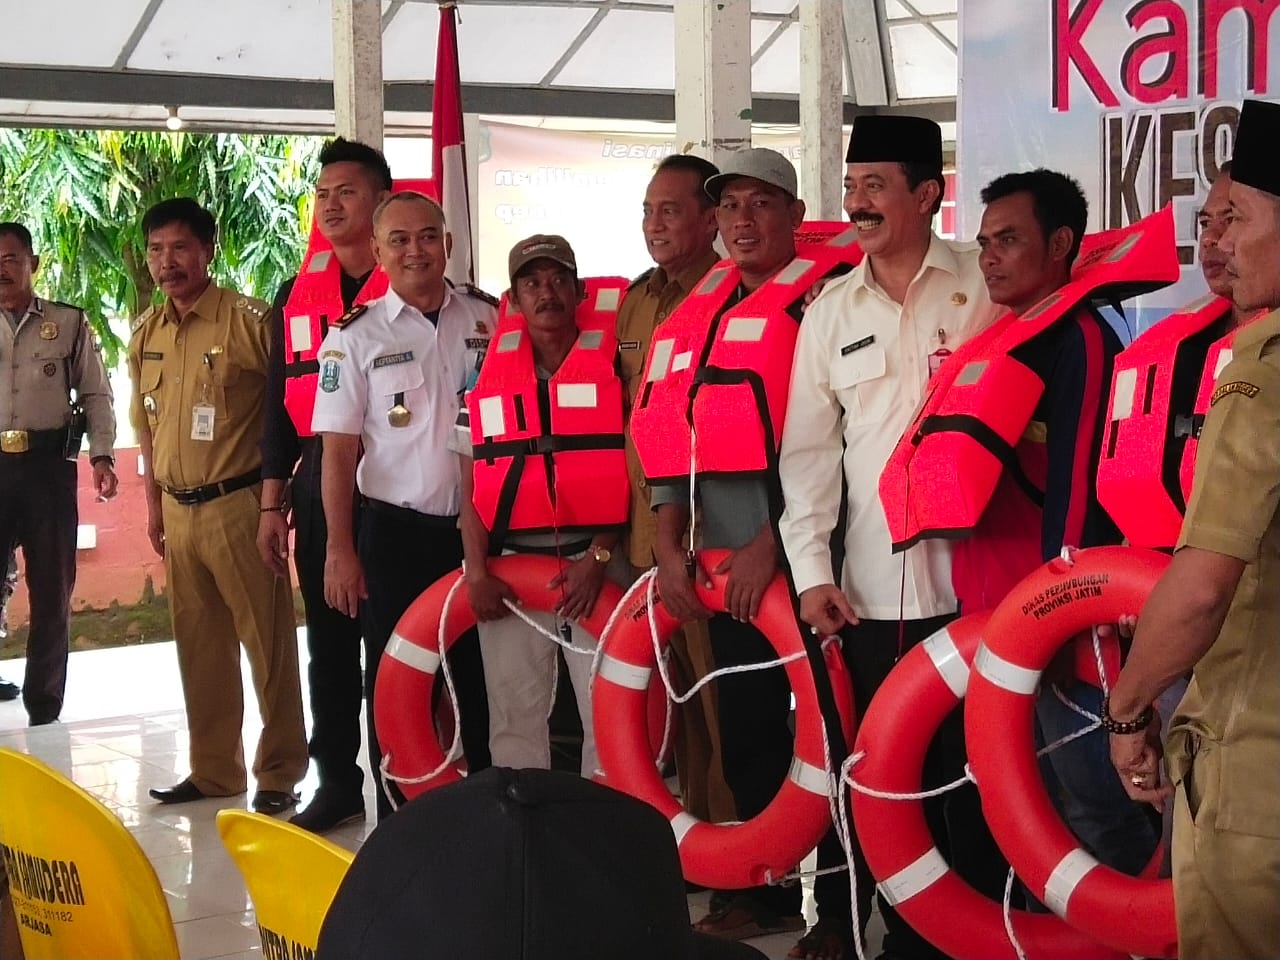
[43,362,57,377]
[372,351,414,369]
[320,359,341,393]
[1211,380,1259,405]
[320,349,346,361]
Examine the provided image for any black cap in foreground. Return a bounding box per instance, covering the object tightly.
[317,767,769,960]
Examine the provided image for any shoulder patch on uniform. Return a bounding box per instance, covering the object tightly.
[332,303,369,328]
[320,349,346,361]
[1211,380,1260,405]
[130,304,160,335]
[628,267,655,290]
[232,296,269,321]
[463,283,498,307]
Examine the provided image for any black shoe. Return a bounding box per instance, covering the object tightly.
[289,790,365,834]
[28,714,60,727]
[150,778,211,804]
[252,789,301,815]
[0,679,19,701]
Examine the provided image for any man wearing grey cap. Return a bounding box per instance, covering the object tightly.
[1107,97,1280,960]
[453,234,625,778]
[650,147,818,941]
[778,116,1002,959]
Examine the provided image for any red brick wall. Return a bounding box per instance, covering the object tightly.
[6,448,167,626]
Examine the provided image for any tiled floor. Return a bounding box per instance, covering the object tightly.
[0,639,884,959]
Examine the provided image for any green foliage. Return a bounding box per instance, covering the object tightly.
[0,129,323,366]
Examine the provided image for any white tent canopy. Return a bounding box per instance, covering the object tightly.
[0,0,957,133]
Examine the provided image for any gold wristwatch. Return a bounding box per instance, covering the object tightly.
[591,545,612,565]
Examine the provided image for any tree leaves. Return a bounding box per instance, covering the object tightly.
[0,129,322,367]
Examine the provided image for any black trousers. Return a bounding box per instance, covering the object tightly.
[358,500,490,820]
[813,616,1009,960]
[292,438,366,799]
[710,613,802,918]
[0,453,77,723]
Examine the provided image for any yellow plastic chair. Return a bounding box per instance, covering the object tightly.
[0,747,179,959]
[216,808,354,957]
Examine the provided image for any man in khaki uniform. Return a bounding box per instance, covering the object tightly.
[616,154,734,824]
[0,221,117,725]
[127,198,306,813]
[1108,98,1280,960]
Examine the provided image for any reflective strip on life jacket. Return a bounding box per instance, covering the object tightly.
[630,226,864,485]
[469,277,631,541]
[1095,294,1233,549]
[879,205,1181,552]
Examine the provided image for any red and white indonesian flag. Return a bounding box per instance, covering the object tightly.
[433,1,473,285]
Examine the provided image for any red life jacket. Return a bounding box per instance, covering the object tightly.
[629,225,864,484]
[282,178,438,436]
[469,277,631,540]
[878,205,1180,558]
[1095,295,1233,549]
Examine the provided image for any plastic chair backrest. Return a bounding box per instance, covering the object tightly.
[0,747,179,959]
[216,809,355,957]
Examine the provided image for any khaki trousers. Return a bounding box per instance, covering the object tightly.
[162,485,307,795]
[1172,743,1280,960]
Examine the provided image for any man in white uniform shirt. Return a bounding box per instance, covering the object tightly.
[778,117,1003,960]
[312,191,495,820]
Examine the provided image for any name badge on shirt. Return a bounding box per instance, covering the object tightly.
[619,340,641,351]
[191,403,215,442]
[372,351,414,369]
[840,335,875,356]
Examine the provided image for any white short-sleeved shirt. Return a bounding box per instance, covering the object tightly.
[311,284,495,516]
[778,234,1003,620]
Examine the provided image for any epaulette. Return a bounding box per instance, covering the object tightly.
[628,267,655,291]
[463,283,498,307]
[231,295,270,321]
[130,304,160,336]
[332,303,369,329]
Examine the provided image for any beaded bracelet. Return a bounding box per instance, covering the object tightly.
[1100,695,1154,734]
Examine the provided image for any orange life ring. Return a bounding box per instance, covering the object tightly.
[375,556,667,801]
[593,549,857,889]
[964,546,1176,959]
[852,611,1127,960]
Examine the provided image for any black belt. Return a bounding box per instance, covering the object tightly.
[363,497,459,529]
[507,539,593,557]
[164,469,261,506]
[0,427,68,456]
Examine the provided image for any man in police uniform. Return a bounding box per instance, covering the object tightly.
[0,221,117,725]
[312,191,494,821]
[257,138,391,833]
[1108,98,1280,960]
[128,198,307,813]
[617,153,735,824]
[778,117,1002,960]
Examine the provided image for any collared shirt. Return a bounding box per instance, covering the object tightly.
[617,250,720,566]
[1169,308,1280,839]
[778,233,1002,620]
[128,282,270,489]
[1,296,116,459]
[312,284,495,517]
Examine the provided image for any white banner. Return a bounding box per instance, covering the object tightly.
[957,0,1280,330]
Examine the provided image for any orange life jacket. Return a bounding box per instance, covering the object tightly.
[629,226,864,484]
[1095,294,1233,548]
[469,277,631,541]
[282,178,437,437]
[879,205,1181,554]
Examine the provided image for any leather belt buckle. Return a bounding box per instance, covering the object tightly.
[0,430,30,454]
